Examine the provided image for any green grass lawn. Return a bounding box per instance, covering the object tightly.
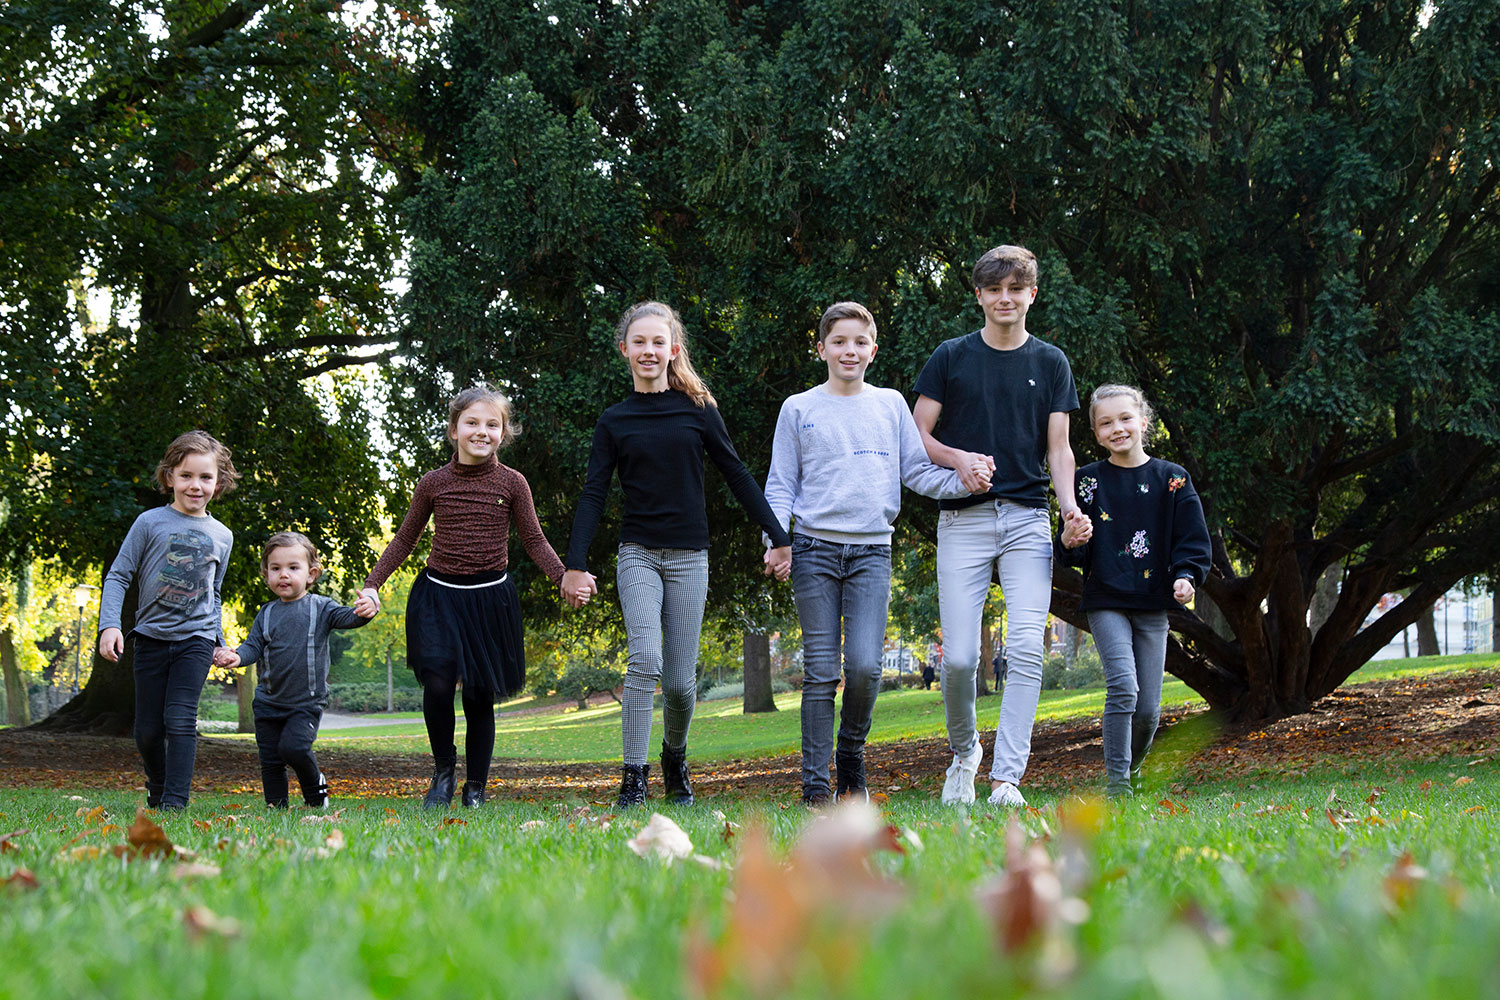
[301,652,1500,764]
[3,755,1497,999]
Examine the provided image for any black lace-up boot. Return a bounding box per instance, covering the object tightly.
[660,742,695,806]
[617,763,649,808]
[835,750,867,802]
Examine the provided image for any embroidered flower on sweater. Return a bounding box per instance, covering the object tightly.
[1143,569,1152,579]
[1167,476,1186,493]
[1100,510,1111,521]
[1129,530,1150,559]
[1079,476,1098,505]
[1138,483,1150,494]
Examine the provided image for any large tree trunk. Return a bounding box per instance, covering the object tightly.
[742,631,776,713]
[1416,603,1441,656]
[33,569,136,735]
[977,618,993,698]
[236,663,256,734]
[1307,564,1341,636]
[1,624,29,728]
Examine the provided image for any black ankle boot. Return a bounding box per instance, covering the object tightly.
[835,750,867,802]
[617,763,648,808]
[660,742,695,806]
[461,779,486,808]
[423,762,457,810]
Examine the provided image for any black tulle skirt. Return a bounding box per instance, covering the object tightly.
[406,569,525,700]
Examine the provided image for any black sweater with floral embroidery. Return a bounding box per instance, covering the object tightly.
[1058,457,1212,612]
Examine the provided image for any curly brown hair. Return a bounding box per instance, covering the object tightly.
[153,430,241,498]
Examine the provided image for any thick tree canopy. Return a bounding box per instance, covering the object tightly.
[406,0,1500,721]
[0,1,424,729]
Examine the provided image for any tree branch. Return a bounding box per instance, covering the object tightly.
[298,349,398,379]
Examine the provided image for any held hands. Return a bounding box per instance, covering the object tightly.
[763,545,791,582]
[212,647,241,670]
[98,627,124,663]
[561,569,597,610]
[1174,578,1195,605]
[1060,508,1093,549]
[957,451,996,495]
[354,588,381,617]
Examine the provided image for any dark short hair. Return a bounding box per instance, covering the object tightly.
[816,301,877,343]
[261,532,322,574]
[972,245,1039,288]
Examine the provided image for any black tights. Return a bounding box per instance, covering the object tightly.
[422,675,496,787]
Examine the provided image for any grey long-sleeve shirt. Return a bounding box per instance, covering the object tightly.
[763,385,971,545]
[236,594,371,710]
[99,505,234,642]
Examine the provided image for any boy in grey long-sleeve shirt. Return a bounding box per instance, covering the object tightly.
[223,532,374,808]
[99,506,234,643]
[762,302,983,805]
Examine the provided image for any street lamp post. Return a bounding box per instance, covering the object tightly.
[72,584,96,696]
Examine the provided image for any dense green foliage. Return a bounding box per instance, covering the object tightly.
[404,0,1500,719]
[0,2,428,728]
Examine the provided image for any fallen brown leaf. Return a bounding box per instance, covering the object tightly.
[171,862,222,880]
[127,809,174,858]
[4,867,39,891]
[1383,851,1427,910]
[626,813,694,863]
[182,905,242,940]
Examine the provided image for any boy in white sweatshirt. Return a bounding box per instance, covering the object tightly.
[764,302,988,805]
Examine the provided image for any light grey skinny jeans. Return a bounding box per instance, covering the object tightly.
[935,500,1053,786]
[616,543,709,767]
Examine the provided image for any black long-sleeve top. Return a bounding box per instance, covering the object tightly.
[565,389,794,570]
[1058,457,1212,612]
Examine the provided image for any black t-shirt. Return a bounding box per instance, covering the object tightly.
[564,390,792,569]
[913,331,1079,509]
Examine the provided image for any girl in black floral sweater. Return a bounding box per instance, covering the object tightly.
[1059,384,1211,797]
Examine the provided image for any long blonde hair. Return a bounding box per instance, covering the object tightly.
[616,301,717,408]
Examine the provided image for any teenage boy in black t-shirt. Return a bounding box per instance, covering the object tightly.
[913,244,1087,808]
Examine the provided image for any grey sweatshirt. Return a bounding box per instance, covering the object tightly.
[99,505,233,642]
[763,384,970,545]
[237,594,371,710]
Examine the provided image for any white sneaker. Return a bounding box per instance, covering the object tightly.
[940,742,984,805]
[987,781,1026,808]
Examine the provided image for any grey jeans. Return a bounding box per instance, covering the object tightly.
[790,533,892,797]
[934,501,1054,785]
[616,544,709,766]
[1087,608,1169,791]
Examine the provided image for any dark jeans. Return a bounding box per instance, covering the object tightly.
[791,534,892,798]
[422,674,496,786]
[253,697,324,806]
[132,634,213,809]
